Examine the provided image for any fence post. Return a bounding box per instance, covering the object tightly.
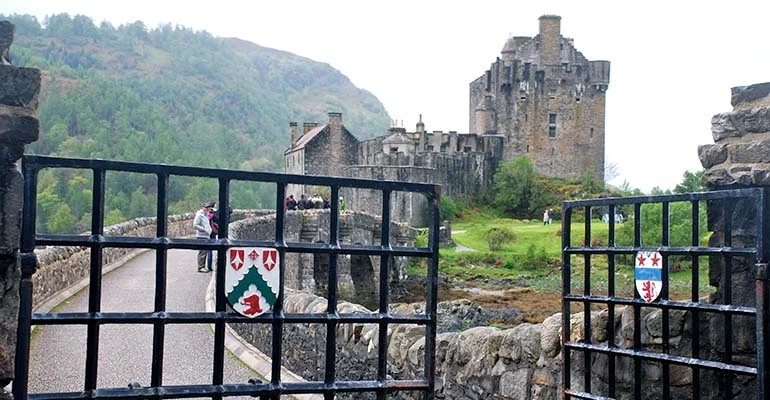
[699,83,770,398]
[0,20,41,399]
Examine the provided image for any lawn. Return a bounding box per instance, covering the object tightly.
[424,213,714,300]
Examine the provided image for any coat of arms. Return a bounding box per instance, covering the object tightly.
[226,247,280,317]
[634,251,663,303]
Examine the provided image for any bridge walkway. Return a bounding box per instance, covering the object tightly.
[27,249,317,400]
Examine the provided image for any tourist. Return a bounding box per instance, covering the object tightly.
[287,195,297,210]
[193,202,212,273]
[206,202,219,271]
[298,194,307,210]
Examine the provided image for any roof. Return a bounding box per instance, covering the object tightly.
[382,132,412,144]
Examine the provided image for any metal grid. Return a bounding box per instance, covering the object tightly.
[561,188,770,400]
[14,155,441,400]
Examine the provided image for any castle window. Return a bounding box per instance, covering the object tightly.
[390,147,398,154]
[590,128,594,138]
[440,144,447,153]
[427,145,434,152]
[464,146,472,153]
[548,114,557,137]
[526,145,530,153]
[520,96,527,101]
[576,97,581,103]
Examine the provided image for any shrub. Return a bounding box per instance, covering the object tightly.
[520,244,550,270]
[484,227,516,251]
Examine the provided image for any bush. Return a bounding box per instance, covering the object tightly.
[520,244,550,270]
[484,228,516,251]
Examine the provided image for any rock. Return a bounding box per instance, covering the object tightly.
[731,82,770,109]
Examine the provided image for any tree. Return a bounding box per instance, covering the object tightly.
[604,161,620,183]
[673,170,705,193]
[580,167,603,194]
[492,157,549,218]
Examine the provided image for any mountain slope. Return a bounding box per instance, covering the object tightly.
[3,13,391,231]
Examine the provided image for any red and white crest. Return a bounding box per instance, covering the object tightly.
[634,251,663,303]
[229,249,244,271]
[226,247,280,318]
[263,249,277,271]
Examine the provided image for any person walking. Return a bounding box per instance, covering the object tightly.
[193,202,212,273]
[543,209,549,226]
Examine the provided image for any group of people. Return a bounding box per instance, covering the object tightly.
[285,194,345,212]
[193,201,219,273]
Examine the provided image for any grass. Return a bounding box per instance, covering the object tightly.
[415,212,715,302]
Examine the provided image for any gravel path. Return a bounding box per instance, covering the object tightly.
[27,249,259,399]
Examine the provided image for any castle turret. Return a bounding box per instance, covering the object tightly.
[539,15,561,66]
[474,94,496,134]
[588,60,611,91]
[416,114,426,152]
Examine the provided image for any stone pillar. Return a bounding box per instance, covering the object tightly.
[698,82,770,399]
[0,20,41,398]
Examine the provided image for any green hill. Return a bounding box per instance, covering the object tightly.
[3,13,391,232]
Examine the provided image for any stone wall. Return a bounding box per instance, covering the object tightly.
[231,292,702,399]
[344,150,496,226]
[468,15,607,182]
[31,210,263,310]
[697,81,770,399]
[0,20,39,398]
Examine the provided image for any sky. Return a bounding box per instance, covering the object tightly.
[5,0,770,193]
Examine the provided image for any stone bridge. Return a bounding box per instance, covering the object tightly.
[229,209,415,309]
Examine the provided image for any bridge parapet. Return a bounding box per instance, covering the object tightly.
[229,209,414,299]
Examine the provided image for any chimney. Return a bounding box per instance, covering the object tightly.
[328,112,342,126]
[303,122,318,135]
[538,15,561,66]
[289,122,298,146]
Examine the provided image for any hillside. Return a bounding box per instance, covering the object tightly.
[2,13,392,231]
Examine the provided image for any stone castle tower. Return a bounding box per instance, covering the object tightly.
[284,15,609,224]
[469,15,610,181]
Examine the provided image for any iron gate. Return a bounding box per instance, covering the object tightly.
[561,189,770,399]
[14,155,441,400]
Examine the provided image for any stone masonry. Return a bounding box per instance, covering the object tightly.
[469,15,609,182]
[697,81,770,399]
[285,16,608,225]
[0,20,40,398]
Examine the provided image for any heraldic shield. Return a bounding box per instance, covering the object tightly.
[226,247,280,318]
[634,250,663,303]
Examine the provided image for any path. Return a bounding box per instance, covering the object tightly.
[27,249,317,399]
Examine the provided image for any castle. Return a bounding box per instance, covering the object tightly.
[284,15,609,224]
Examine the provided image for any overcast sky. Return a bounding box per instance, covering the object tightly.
[5,0,770,192]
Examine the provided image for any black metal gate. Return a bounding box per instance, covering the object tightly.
[14,155,441,400]
[561,189,770,399]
